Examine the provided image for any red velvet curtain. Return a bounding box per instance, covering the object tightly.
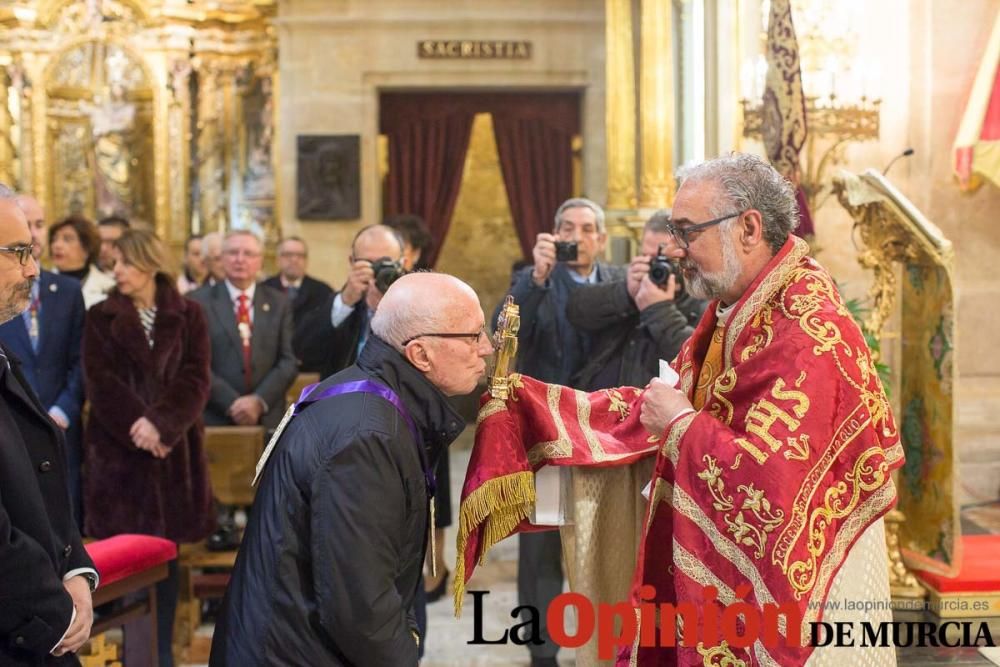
[380,92,580,266]
[381,95,475,268]
[492,97,579,261]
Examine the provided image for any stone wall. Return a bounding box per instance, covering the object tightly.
[275,0,605,287]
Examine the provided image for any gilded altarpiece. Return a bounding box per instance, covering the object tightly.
[0,0,277,247]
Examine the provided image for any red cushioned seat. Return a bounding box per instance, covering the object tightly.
[915,534,1000,593]
[85,534,177,588]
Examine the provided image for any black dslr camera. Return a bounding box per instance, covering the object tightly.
[369,257,406,293]
[648,243,683,290]
[554,241,578,262]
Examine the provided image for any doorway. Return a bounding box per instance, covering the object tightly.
[378,91,582,315]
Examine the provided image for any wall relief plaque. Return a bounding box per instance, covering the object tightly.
[296,134,360,220]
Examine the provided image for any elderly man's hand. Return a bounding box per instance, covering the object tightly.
[640,378,694,437]
[341,259,375,307]
[531,233,557,286]
[53,575,93,656]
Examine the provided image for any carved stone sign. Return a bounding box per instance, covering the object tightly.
[296,135,360,220]
[417,40,532,60]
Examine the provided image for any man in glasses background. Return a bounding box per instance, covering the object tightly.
[211,272,493,667]
[0,193,87,530]
[567,210,706,392]
[496,196,618,667]
[0,184,97,663]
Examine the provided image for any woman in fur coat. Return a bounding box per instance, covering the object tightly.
[82,228,215,667]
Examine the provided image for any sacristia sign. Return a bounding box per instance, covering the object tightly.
[417,40,532,60]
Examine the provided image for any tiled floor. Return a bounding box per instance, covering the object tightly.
[177,434,1000,666]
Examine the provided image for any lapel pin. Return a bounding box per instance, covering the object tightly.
[49,283,58,292]
[262,302,271,313]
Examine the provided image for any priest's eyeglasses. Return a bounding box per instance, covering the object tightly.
[0,244,35,266]
[403,327,493,348]
[665,212,743,249]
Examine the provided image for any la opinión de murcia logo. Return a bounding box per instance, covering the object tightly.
[465,587,996,659]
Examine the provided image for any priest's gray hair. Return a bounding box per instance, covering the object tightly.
[0,183,15,199]
[371,272,478,352]
[676,153,799,254]
[553,197,606,234]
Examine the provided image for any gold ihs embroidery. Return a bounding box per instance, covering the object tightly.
[736,377,811,465]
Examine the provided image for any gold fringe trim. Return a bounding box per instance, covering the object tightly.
[453,471,536,617]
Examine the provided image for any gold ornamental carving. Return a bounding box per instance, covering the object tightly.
[638,0,675,208]
[604,0,637,210]
[0,0,277,247]
[834,169,959,603]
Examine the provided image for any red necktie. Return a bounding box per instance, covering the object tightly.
[237,293,253,392]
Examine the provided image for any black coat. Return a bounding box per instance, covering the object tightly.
[566,279,705,390]
[298,295,369,379]
[0,345,94,666]
[261,274,334,373]
[82,278,216,542]
[210,335,464,667]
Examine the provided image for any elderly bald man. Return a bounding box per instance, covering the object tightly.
[210,272,494,667]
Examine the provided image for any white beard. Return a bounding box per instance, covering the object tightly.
[683,231,741,301]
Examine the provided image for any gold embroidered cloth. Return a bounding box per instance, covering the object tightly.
[621,236,903,666]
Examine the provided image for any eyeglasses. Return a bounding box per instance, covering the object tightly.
[403,327,493,347]
[665,212,743,249]
[0,244,35,266]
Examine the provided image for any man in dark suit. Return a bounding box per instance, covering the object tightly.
[301,225,405,378]
[0,186,97,664]
[0,194,86,528]
[190,230,297,431]
[262,236,332,373]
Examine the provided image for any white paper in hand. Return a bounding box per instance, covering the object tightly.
[641,360,680,501]
[659,359,680,387]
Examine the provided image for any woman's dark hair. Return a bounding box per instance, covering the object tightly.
[384,214,433,270]
[49,215,100,266]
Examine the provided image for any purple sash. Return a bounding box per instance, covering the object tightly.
[295,380,435,497]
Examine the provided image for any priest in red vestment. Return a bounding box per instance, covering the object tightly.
[458,153,902,667]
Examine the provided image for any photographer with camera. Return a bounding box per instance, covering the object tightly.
[304,225,407,378]
[567,210,706,391]
[496,197,617,667]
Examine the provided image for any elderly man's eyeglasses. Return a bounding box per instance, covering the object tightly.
[665,212,743,249]
[403,327,493,347]
[0,244,35,266]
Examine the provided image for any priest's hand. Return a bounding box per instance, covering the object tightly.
[640,378,694,437]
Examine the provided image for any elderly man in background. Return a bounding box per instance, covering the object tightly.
[263,236,333,372]
[567,209,705,391]
[0,194,87,529]
[190,230,297,430]
[211,272,494,666]
[0,184,97,664]
[498,197,618,667]
[299,224,407,378]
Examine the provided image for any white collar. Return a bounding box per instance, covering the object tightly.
[225,280,256,304]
